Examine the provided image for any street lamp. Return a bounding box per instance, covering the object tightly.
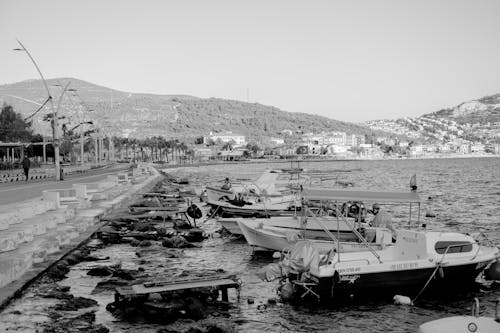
[14,39,61,180]
[67,88,98,165]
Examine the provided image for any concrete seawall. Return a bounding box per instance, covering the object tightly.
[0,163,162,310]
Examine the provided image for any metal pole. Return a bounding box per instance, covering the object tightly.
[94,134,99,165]
[16,40,60,180]
[80,128,84,165]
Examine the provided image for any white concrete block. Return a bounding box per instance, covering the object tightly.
[42,190,60,210]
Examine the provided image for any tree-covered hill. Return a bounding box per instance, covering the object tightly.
[0,78,377,140]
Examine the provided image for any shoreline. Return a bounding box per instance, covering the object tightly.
[158,153,500,170]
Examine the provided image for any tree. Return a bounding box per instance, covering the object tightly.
[0,104,33,142]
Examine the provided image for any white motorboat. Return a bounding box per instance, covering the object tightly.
[275,229,499,300]
[418,298,500,333]
[218,215,359,237]
[207,196,300,218]
[237,219,390,252]
[260,187,500,301]
[205,170,290,203]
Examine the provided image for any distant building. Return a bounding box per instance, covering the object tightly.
[471,143,485,153]
[324,132,346,146]
[327,145,348,154]
[269,137,285,145]
[459,143,471,154]
[345,134,359,147]
[205,131,245,146]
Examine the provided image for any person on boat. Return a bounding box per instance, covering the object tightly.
[364,203,396,242]
[369,203,395,234]
[221,177,232,190]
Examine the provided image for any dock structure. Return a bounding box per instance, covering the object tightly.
[114,275,241,305]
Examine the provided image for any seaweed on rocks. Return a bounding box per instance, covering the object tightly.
[36,282,72,300]
[52,296,98,311]
[87,266,114,277]
[42,311,109,333]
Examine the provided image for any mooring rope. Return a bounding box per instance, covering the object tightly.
[412,263,442,304]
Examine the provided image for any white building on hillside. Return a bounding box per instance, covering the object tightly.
[205,131,246,147]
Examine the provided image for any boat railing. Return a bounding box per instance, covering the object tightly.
[331,205,383,263]
[304,203,383,264]
[471,297,480,317]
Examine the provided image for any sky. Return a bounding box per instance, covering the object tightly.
[1,0,500,122]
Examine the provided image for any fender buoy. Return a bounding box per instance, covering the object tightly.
[186,203,203,220]
[280,281,294,302]
[485,261,500,281]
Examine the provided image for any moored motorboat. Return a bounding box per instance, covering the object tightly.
[272,229,499,300]
[237,218,390,252]
[207,197,300,218]
[418,298,500,333]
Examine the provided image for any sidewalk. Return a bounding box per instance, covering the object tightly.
[0,163,162,310]
[0,164,129,206]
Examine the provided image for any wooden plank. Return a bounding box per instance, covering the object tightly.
[119,279,238,296]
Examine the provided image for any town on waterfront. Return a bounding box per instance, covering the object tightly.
[1,1,500,333]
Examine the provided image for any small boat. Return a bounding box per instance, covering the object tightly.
[219,214,364,237]
[275,229,499,300]
[207,199,299,218]
[261,187,500,301]
[418,298,500,333]
[237,219,390,252]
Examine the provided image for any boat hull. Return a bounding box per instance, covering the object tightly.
[205,186,235,202]
[218,216,360,238]
[309,261,491,300]
[238,220,370,252]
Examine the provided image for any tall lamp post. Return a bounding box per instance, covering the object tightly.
[14,39,61,180]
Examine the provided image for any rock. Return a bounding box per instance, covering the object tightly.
[138,240,152,247]
[87,266,114,277]
[171,235,197,248]
[267,298,277,305]
[205,322,236,333]
[134,224,157,232]
[174,220,192,230]
[112,268,139,281]
[162,238,174,248]
[183,229,205,243]
[47,263,71,280]
[184,297,207,319]
[81,255,110,262]
[37,284,73,300]
[92,278,131,294]
[130,239,141,247]
[42,311,109,333]
[184,327,204,333]
[53,296,98,311]
[272,252,281,259]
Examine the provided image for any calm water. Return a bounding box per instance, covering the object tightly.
[1,157,499,332]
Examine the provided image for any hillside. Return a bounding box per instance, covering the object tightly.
[366,93,500,144]
[0,78,376,140]
[427,94,500,124]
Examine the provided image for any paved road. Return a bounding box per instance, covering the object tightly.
[0,164,130,206]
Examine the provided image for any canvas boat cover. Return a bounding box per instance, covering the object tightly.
[301,188,421,203]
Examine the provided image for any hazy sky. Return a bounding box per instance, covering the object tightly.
[1,0,500,122]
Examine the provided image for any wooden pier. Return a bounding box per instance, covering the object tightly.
[114,275,241,305]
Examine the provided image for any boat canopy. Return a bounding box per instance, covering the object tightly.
[302,188,421,203]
